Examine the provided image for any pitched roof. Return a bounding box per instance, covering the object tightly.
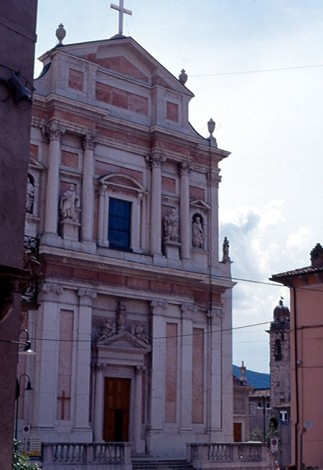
[271,265,323,282]
[232,365,270,389]
[271,243,323,282]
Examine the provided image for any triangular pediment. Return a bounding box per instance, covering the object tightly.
[190,199,211,211]
[49,37,193,96]
[97,330,151,352]
[85,52,150,84]
[29,156,45,170]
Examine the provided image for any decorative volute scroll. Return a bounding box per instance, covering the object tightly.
[42,120,66,143]
[82,133,96,151]
[148,152,166,169]
[207,306,224,319]
[77,288,97,299]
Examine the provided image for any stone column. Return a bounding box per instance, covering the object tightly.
[35,283,63,430]
[81,134,96,245]
[75,288,97,437]
[207,171,221,266]
[180,303,194,430]
[98,183,108,246]
[134,366,145,452]
[179,162,191,260]
[149,153,165,255]
[43,121,65,237]
[149,300,167,432]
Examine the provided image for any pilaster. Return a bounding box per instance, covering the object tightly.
[207,170,221,265]
[179,162,191,260]
[134,366,145,452]
[74,288,97,434]
[179,303,195,430]
[149,300,167,431]
[206,306,224,436]
[149,153,166,255]
[35,283,63,430]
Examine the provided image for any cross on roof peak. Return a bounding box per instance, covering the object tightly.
[110,0,132,36]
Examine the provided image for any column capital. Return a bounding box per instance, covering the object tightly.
[99,182,108,194]
[207,170,221,186]
[43,121,66,142]
[77,288,97,299]
[207,307,224,319]
[40,282,63,301]
[82,133,96,151]
[148,152,166,169]
[151,299,168,312]
[181,302,197,316]
[42,282,63,294]
[179,161,192,176]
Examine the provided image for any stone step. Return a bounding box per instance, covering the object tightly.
[132,459,194,470]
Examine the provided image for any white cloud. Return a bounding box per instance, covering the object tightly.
[220,201,292,372]
[287,227,311,252]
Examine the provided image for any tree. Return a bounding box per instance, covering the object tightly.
[249,427,263,442]
[12,440,41,470]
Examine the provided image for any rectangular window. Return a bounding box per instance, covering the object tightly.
[108,198,131,250]
[280,410,288,423]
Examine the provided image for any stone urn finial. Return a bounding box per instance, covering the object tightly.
[56,23,66,46]
[207,118,217,148]
[179,69,188,85]
[207,118,216,136]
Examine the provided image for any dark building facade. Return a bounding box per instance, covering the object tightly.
[0,1,38,467]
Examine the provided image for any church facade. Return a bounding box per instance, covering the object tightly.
[20,21,235,461]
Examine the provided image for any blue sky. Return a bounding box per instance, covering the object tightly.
[35,1,323,372]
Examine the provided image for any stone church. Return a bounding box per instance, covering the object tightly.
[19,5,235,464]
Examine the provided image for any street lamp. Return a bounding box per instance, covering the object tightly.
[15,373,33,440]
[0,328,36,354]
[8,328,36,355]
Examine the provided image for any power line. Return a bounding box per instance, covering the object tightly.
[0,320,271,346]
[191,63,323,78]
[33,62,323,83]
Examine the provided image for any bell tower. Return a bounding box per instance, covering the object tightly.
[268,298,291,466]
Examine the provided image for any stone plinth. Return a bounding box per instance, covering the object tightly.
[163,240,181,259]
[61,219,80,241]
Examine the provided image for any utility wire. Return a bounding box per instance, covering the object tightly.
[191,63,323,78]
[0,320,271,346]
[33,62,323,83]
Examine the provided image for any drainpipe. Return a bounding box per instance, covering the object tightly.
[292,286,300,469]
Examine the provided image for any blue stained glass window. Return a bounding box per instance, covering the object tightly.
[108,198,131,250]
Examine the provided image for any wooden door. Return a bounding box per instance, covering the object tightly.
[103,377,131,442]
[234,422,242,442]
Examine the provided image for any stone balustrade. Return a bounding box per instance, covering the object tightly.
[39,442,274,470]
[187,442,274,469]
[42,442,132,470]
